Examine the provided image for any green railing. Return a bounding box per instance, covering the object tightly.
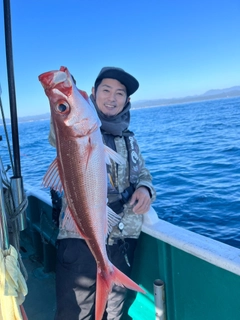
[25,188,240,320]
[129,231,240,320]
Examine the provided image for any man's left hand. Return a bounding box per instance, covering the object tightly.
[129,187,151,214]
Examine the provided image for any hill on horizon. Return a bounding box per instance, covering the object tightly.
[131,85,240,109]
[1,85,240,123]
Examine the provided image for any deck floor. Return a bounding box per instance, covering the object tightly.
[20,232,56,320]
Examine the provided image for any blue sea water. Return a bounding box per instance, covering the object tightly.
[1,97,240,248]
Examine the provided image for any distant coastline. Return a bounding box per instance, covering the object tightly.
[1,85,240,124]
[131,85,240,110]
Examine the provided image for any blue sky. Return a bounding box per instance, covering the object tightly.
[0,0,239,117]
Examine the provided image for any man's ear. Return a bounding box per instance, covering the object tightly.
[126,97,130,105]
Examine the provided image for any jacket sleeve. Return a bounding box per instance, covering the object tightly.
[135,151,156,203]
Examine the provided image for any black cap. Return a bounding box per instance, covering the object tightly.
[94,67,139,96]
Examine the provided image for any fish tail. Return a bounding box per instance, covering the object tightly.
[95,265,145,319]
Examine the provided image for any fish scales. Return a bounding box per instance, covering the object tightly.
[60,133,107,240]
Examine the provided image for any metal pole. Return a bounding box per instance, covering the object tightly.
[154,279,166,320]
[0,166,10,250]
[3,0,27,231]
[3,0,21,178]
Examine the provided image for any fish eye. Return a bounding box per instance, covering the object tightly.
[57,103,68,113]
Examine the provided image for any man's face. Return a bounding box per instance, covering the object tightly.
[92,78,129,116]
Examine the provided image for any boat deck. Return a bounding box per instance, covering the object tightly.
[20,231,56,320]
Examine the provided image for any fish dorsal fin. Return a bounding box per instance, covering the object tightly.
[107,206,121,234]
[42,158,63,192]
[104,145,126,166]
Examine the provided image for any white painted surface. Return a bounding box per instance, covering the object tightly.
[143,207,240,276]
[25,183,52,206]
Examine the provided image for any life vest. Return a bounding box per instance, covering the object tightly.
[104,130,142,214]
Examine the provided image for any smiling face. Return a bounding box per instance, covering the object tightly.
[92,78,129,116]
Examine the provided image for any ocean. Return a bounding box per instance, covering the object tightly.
[1,96,240,248]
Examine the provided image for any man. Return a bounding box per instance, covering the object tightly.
[52,67,156,320]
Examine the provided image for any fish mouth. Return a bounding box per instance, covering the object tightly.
[39,70,68,89]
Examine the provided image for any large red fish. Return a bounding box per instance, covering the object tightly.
[38,66,144,319]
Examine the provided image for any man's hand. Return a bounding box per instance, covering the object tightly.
[129,187,151,214]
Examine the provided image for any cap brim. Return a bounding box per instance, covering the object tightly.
[95,69,139,96]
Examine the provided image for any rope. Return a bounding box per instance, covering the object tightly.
[0,95,28,281]
[3,186,28,280]
[0,165,28,281]
[4,188,28,223]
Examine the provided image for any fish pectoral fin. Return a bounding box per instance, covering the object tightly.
[107,206,121,234]
[42,158,63,192]
[104,145,126,166]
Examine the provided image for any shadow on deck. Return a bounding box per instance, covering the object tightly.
[20,231,56,320]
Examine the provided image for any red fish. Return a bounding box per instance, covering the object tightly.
[38,66,145,319]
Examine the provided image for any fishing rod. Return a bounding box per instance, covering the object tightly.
[3,0,21,178]
[3,0,27,232]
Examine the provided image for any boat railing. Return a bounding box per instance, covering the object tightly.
[143,207,240,276]
[24,183,240,277]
